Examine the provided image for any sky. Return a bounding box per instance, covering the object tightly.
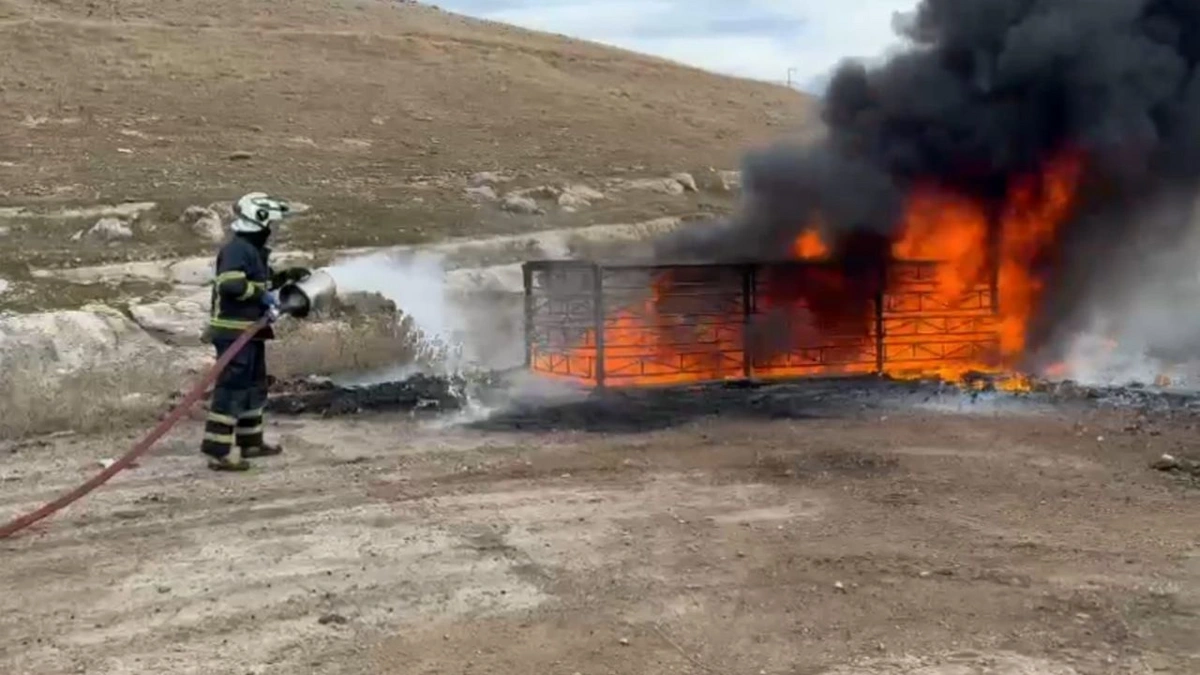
[432,0,919,93]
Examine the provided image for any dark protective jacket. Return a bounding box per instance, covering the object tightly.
[208,233,280,341]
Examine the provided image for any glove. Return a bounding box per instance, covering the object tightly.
[263,290,281,322]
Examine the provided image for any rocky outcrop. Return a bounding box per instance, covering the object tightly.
[167,258,219,285]
[4,217,696,394]
[127,287,211,343]
[0,304,174,376]
[457,170,723,212]
[4,201,158,221]
[32,252,314,286]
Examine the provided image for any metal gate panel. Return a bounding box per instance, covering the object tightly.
[524,258,1002,388]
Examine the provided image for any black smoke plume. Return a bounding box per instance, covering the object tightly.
[655,0,1200,366]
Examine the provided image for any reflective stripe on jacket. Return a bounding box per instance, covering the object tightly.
[208,234,276,340]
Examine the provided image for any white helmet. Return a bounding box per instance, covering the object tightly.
[231,192,291,233]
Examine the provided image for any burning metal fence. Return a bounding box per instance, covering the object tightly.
[523,259,1001,388]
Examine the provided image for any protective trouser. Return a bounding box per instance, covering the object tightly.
[201,338,268,459]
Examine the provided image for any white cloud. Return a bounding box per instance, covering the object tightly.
[434,0,919,91]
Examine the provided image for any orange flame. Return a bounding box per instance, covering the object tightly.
[892,185,989,301]
[535,148,1084,389]
[997,150,1083,357]
[793,229,828,259]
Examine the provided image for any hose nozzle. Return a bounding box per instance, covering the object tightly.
[277,268,337,318]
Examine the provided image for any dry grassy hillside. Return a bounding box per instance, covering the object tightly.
[0,0,814,260]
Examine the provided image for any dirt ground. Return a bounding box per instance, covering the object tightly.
[1,387,1197,674]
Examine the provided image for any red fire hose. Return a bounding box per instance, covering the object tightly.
[0,317,269,540]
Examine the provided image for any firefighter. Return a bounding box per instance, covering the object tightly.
[201,192,310,471]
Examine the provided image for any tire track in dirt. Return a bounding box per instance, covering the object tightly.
[3,412,1200,674]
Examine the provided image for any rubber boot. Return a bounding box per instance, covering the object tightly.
[207,447,252,472]
[241,442,283,459]
[207,455,252,472]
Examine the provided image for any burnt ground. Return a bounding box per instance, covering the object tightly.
[1,379,1198,674]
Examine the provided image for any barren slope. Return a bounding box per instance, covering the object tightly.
[0,0,811,214]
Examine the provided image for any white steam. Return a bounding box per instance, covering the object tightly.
[1058,331,1168,387]
[320,250,525,387]
[1053,195,1200,389]
[327,252,457,345]
[323,252,466,383]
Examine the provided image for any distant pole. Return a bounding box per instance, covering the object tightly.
[786,67,797,88]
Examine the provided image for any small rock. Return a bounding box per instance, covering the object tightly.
[86,217,133,241]
[179,205,225,243]
[0,225,11,237]
[717,170,741,191]
[833,581,846,593]
[618,638,630,646]
[468,171,506,187]
[317,613,348,626]
[671,172,698,192]
[516,185,561,200]
[620,177,684,195]
[1152,454,1179,470]
[465,185,498,202]
[228,151,253,161]
[500,193,543,215]
[558,192,589,210]
[558,184,605,209]
[207,201,235,221]
[0,278,8,296]
[565,184,605,201]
